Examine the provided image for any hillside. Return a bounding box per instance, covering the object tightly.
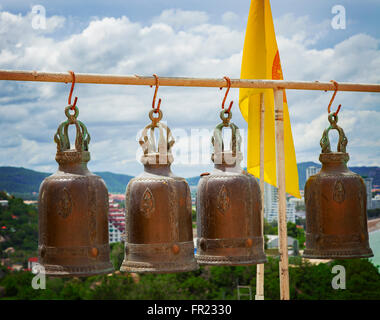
[0,167,49,194]
[94,171,133,193]
[0,167,133,195]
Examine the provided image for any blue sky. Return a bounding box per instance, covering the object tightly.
[0,0,379,178]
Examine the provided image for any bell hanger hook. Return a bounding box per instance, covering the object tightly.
[150,74,162,113]
[68,70,78,111]
[327,80,341,116]
[220,76,233,113]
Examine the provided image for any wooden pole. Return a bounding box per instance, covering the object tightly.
[274,88,290,300]
[1,70,380,92]
[255,93,265,300]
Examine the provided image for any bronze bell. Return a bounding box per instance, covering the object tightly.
[303,113,373,259]
[38,106,114,276]
[195,110,266,265]
[120,109,198,273]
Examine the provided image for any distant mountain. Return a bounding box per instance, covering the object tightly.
[94,171,133,193]
[0,167,49,194]
[0,166,133,195]
[348,166,380,186]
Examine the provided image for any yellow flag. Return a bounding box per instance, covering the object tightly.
[239,0,301,198]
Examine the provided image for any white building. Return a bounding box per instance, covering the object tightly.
[289,196,304,208]
[0,200,8,207]
[266,235,296,249]
[108,198,125,243]
[27,257,39,271]
[306,166,319,181]
[372,194,380,209]
[264,182,296,223]
[109,219,124,243]
[364,177,373,209]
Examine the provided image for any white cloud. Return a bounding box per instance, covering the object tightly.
[221,11,239,25]
[152,9,208,30]
[275,13,330,46]
[0,10,379,177]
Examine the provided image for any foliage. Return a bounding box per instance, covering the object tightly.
[295,216,306,229]
[110,242,124,270]
[263,220,306,249]
[287,221,306,249]
[1,257,379,300]
[0,193,379,301]
[0,196,38,264]
[192,208,196,222]
[264,220,277,235]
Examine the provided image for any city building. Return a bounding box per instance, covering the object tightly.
[372,194,380,209]
[23,200,37,205]
[264,182,296,223]
[306,166,319,181]
[289,196,304,209]
[27,257,39,271]
[108,194,126,243]
[0,200,8,207]
[109,194,125,202]
[266,235,296,249]
[364,177,373,209]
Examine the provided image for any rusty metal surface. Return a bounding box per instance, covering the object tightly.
[38,106,114,277]
[120,110,198,273]
[195,111,266,265]
[303,113,373,259]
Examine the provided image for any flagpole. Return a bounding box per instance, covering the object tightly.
[255,93,265,300]
[274,88,290,300]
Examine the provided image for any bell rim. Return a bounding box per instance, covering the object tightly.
[41,263,114,278]
[302,249,374,260]
[195,254,267,266]
[120,260,199,274]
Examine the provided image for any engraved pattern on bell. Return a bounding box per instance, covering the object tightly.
[57,187,72,219]
[333,180,345,203]
[140,187,155,217]
[216,184,230,214]
[88,179,97,242]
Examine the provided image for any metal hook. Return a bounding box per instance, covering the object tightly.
[327,80,341,116]
[150,74,162,113]
[220,76,233,113]
[68,70,78,110]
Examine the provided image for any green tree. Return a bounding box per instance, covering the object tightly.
[110,242,124,270]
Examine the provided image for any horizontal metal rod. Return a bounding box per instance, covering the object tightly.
[0,69,380,92]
